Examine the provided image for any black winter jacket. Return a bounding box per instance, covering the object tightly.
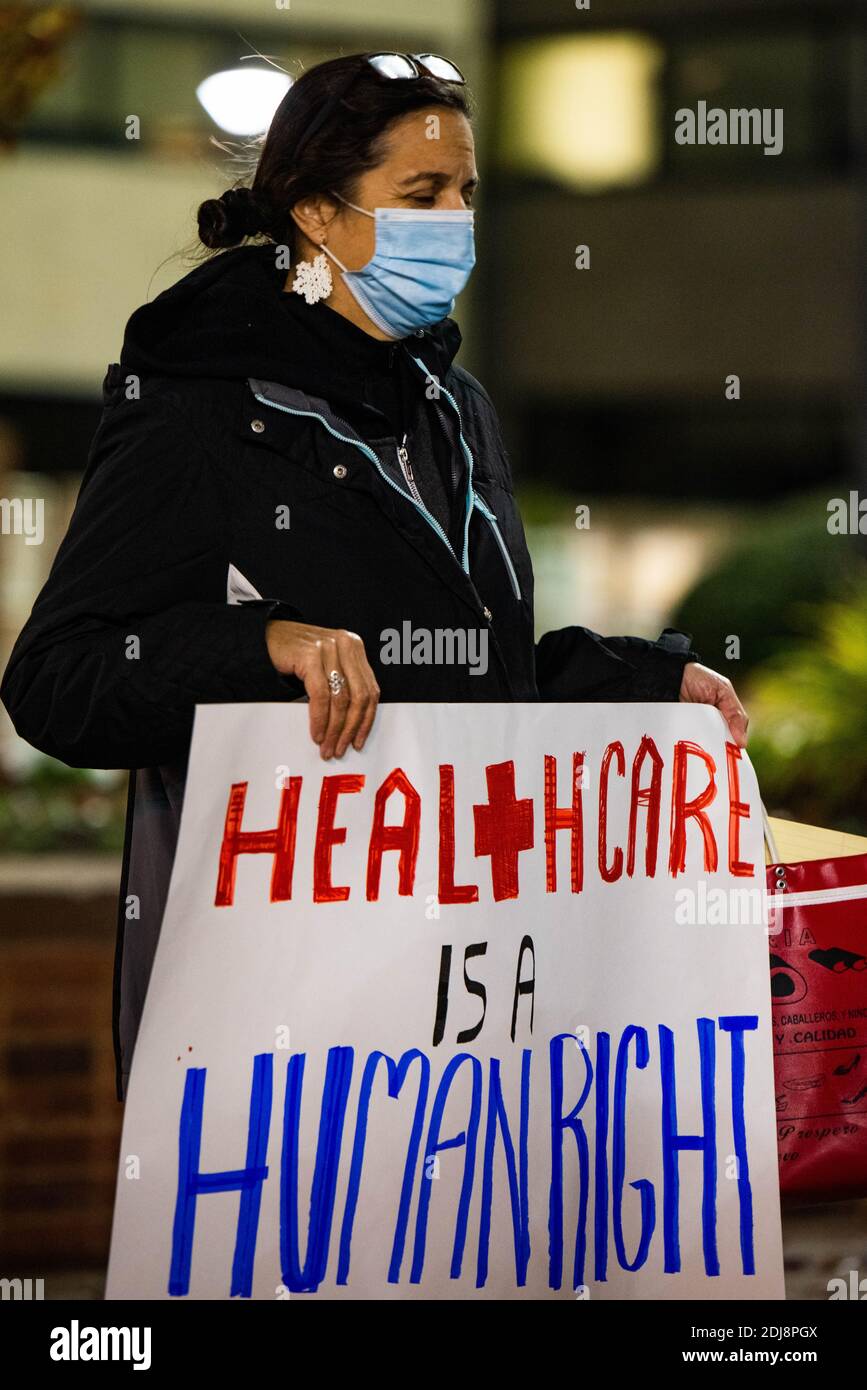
[0,246,697,1098]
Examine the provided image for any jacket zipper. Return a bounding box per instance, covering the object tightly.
[406,355,521,602]
[471,492,523,601]
[410,356,475,574]
[253,374,523,606]
[251,391,463,568]
[396,434,426,508]
[425,383,463,494]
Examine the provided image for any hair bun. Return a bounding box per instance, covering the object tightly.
[197,186,268,249]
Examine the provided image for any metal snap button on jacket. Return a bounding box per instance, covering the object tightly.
[250,418,265,433]
[333,464,348,479]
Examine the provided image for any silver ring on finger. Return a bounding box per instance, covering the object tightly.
[327,669,346,697]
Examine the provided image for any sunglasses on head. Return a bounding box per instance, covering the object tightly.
[291,52,467,161]
[364,52,466,83]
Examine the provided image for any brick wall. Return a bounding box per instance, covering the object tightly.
[0,857,122,1273]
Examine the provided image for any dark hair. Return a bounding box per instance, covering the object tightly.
[197,54,472,253]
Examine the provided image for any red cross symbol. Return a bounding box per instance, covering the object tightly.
[473,760,535,901]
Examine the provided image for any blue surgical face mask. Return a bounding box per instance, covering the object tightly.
[318,194,476,339]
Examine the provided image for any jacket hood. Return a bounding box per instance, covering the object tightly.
[119,244,463,409]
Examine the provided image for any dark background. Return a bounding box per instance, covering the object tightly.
[1,0,865,1299]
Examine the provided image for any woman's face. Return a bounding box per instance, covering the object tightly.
[297,107,478,274]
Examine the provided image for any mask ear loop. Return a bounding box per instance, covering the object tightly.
[317,242,349,274]
[316,190,376,271]
[331,189,375,219]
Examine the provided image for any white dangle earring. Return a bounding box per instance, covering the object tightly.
[291,250,333,305]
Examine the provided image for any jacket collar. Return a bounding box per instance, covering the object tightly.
[118,244,463,404]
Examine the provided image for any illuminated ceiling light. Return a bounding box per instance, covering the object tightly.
[196,68,292,136]
[499,34,664,191]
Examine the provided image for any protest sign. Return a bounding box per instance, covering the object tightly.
[106,702,785,1300]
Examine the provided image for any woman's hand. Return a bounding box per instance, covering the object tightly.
[266,620,381,760]
[679,661,749,748]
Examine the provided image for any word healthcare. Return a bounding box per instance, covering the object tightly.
[105,703,785,1301]
[215,735,756,908]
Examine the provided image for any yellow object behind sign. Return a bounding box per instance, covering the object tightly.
[766,817,867,865]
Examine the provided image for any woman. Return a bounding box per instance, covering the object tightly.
[0,53,747,1100]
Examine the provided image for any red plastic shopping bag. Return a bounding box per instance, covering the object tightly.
[766,848,867,1204]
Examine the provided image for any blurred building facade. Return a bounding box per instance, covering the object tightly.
[482,0,866,640]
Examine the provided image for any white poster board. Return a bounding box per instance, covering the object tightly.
[106,702,785,1300]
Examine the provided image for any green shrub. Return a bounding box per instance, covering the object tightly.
[746,582,867,834]
[672,492,857,674]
